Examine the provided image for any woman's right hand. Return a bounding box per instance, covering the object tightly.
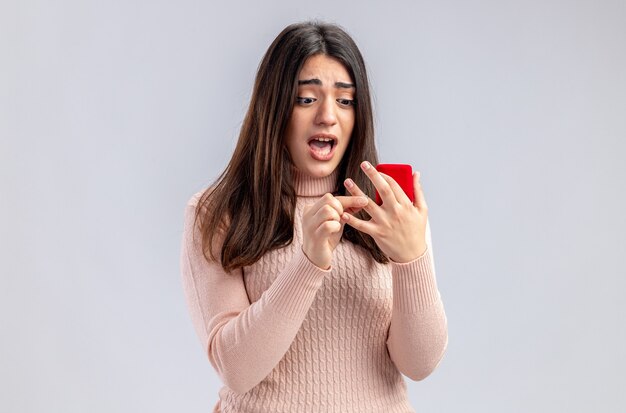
[301,193,368,269]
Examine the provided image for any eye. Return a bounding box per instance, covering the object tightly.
[337,98,355,107]
[296,96,316,105]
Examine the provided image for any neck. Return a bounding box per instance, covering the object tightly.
[292,167,339,197]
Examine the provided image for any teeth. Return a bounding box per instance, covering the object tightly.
[313,137,333,142]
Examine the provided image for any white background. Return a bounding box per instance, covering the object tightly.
[2,0,625,411]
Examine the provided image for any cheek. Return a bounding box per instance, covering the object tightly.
[286,112,304,139]
[339,115,354,156]
[285,135,300,160]
[341,112,355,138]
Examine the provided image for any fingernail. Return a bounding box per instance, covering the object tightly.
[361,161,371,170]
[342,213,350,220]
[345,178,354,188]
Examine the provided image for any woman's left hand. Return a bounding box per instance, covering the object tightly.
[343,161,428,263]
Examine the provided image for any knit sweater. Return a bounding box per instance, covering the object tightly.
[180,168,448,413]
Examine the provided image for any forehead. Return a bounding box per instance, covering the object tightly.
[298,54,352,82]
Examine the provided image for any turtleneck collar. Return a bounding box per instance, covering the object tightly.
[292,167,339,197]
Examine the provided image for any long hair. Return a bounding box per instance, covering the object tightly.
[195,21,387,272]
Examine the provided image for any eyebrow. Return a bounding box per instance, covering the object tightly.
[298,79,355,89]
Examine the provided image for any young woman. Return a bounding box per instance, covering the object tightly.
[180,21,448,413]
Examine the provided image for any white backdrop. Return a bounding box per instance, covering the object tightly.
[2,0,625,412]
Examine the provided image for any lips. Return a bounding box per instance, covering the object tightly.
[307,134,337,161]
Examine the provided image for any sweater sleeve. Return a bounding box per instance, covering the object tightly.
[180,197,330,394]
[386,218,449,381]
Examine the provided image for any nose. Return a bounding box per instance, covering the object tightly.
[314,97,337,126]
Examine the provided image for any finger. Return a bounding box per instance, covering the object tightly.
[343,178,382,219]
[313,203,341,224]
[343,178,366,196]
[309,193,342,217]
[379,172,411,205]
[413,171,428,210]
[342,211,376,235]
[335,195,368,211]
[316,219,342,237]
[360,161,397,205]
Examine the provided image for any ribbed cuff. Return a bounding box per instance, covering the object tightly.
[263,249,329,319]
[390,246,440,313]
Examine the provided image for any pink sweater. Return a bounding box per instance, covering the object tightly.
[180,168,448,413]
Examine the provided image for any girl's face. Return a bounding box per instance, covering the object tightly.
[285,54,355,179]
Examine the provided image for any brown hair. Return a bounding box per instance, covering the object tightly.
[195,21,387,272]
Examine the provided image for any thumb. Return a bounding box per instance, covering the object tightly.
[338,211,352,235]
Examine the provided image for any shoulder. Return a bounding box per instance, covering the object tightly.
[185,185,214,209]
[186,189,205,209]
[182,186,214,232]
[184,184,231,234]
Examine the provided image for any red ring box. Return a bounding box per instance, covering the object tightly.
[375,164,414,205]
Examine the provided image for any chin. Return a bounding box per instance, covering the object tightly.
[300,163,337,179]
[315,163,340,177]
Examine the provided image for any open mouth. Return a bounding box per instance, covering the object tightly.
[307,134,337,160]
